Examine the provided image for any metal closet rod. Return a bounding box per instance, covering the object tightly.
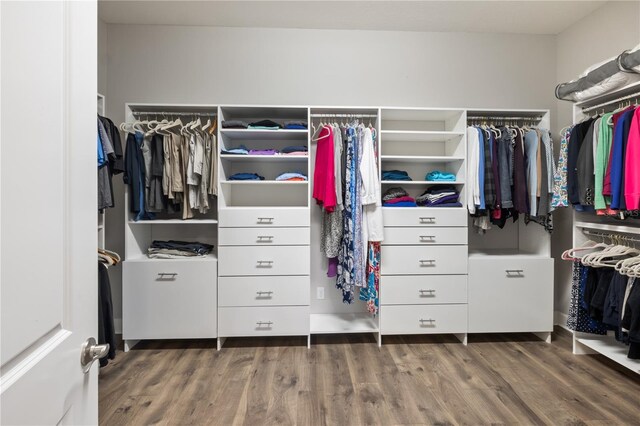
[467,116,542,121]
[582,229,640,244]
[581,90,640,113]
[310,113,378,118]
[132,111,217,117]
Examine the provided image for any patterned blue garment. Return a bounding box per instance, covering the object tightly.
[337,126,357,303]
[359,242,380,316]
[551,129,570,209]
[567,260,608,335]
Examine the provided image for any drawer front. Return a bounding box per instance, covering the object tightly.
[123,260,217,339]
[381,304,467,334]
[381,246,468,275]
[219,208,309,228]
[218,306,309,336]
[468,258,554,333]
[382,227,468,246]
[219,246,310,276]
[219,276,309,306]
[381,275,467,305]
[219,227,310,246]
[382,208,467,227]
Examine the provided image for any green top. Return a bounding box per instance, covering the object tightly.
[594,112,613,210]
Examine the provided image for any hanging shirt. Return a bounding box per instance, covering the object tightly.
[477,128,486,210]
[312,126,337,212]
[466,127,480,214]
[624,108,640,210]
[360,127,384,242]
[594,114,613,210]
[524,129,539,215]
[551,128,571,209]
[609,109,635,210]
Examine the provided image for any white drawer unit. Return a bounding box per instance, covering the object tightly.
[382,227,468,246]
[123,260,217,340]
[381,245,468,275]
[468,258,554,333]
[381,275,467,305]
[219,208,310,228]
[219,227,310,246]
[218,276,310,306]
[218,306,310,337]
[382,208,467,227]
[218,245,311,276]
[381,304,468,335]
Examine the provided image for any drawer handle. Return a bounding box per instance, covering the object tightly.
[256,290,274,297]
[419,289,436,296]
[419,217,436,223]
[257,236,274,242]
[256,321,273,327]
[506,269,524,277]
[257,260,274,267]
[419,235,436,242]
[257,217,274,224]
[419,318,436,325]
[419,259,436,266]
[157,272,178,278]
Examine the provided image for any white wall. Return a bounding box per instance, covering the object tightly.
[98,18,107,96]
[553,1,640,324]
[104,24,558,328]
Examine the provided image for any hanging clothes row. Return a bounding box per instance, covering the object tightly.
[98,248,119,367]
[312,119,383,315]
[559,103,640,216]
[467,124,555,233]
[122,115,218,220]
[98,114,125,211]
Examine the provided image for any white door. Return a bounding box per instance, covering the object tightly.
[1,1,99,424]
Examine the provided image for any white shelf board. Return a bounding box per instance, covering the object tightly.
[381,108,464,122]
[126,253,218,262]
[220,129,308,140]
[310,313,378,334]
[381,155,464,163]
[129,219,218,225]
[382,206,465,210]
[220,154,308,162]
[468,249,549,259]
[380,130,464,142]
[575,221,640,235]
[381,180,464,185]
[221,180,308,185]
[576,334,640,374]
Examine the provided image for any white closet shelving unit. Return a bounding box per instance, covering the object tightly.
[571,83,640,374]
[378,108,469,344]
[97,93,106,249]
[122,103,219,352]
[217,106,311,349]
[466,109,553,342]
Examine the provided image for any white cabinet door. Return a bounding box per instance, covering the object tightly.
[1,2,98,424]
[468,258,554,333]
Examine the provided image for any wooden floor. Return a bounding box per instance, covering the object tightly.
[99,329,640,425]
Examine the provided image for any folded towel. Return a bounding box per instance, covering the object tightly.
[426,171,457,181]
[276,172,308,181]
[384,196,416,204]
[382,170,412,181]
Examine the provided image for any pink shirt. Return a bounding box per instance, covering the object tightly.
[312,126,336,212]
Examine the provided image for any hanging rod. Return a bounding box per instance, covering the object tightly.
[467,116,542,121]
[582,229,640,244]
[581,90,640,113]
[310,113,378,118]
[132,111,216,117]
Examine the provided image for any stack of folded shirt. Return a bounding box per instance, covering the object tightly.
[382,187,416,207]
[280,145,308,155]
[416,186,462,207]
[221,120,248,129]
[425,170,457,182]
[248,120,281,130]
[382,170,412,181]
[275,172,307,181]
[228,172,265,181]
[221,144,249,155]
[147,240,214,259]
[248,149,278,156]
[284,121,308,130]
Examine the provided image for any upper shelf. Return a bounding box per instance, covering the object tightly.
[381,108,464,122]
[381,155,464,163]
[220,154,308,162]
[381,130,464,142]
[220,129,308,140]
[129,219,218,225]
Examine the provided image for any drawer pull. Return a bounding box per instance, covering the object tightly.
[419,289,436,296]
[257,260,274,267]
[256,290,274,297]
[419,235,436,242]
[506,269,524,277]
[419,216,436,224]
[157,272,178,278]
[419,318,436,325]
[256,321,273,327]
[257,235,274,242]
[257,217,274,224]
[419,259,436,266]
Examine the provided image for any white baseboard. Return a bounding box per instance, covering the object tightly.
[554,310,570,331]
[114,318,122,334]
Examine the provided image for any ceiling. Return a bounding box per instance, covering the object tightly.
[99,1,607,35]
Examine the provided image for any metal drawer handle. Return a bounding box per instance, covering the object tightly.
[419,289,436,296]
[257,260,273,267]
[419,235,436,242]
[419,216,436,223]
[157,272,178,278]
[506,269,524,277]
[419,259,436,265]
[257,235,274,242]
[256,321,273,327]
[419,318,436,324]
[256,290,274,296]
[257,217,274,224]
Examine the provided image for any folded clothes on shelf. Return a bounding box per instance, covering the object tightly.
[275,172,308,181]
[221,144,249,155]
[284,121,308,129]
[228,172,265,181]
[221,120,248,129]
[382,186,409,202]
[384,201,418,207]
[248,149,278,156]
[248,119,282,130]
[382,170,412,181]
[147,240,214,259]
[426,170,457,181]
[382,186,416,207]
[281,145,308,153]
[416,185,461,207]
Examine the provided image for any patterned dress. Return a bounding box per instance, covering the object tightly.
[336,127,357,304]
[359,242,380,315]
[551,129,570,209]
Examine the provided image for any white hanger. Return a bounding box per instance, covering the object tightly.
[311,123,330,141]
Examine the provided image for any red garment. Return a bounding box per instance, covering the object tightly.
[312,126,336,212]
[624,109,640,210]
[384,196,416,204]
[603,107,634,195]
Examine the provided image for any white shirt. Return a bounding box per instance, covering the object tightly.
[360,127,384,242]
[467,126,480,214]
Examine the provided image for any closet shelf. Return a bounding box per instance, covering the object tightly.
[380,130,464,142]
[220,129,308,140]
[576,334,640,373]
[220,154,308,162]
[381,108,465,122]
[380,155,464,163]
[381,180,465,185]
[575,221,640,235]
[468,249,548,259]
[126,253,218,262]
[221,180,308,185]
[310,313,378,334]
[128,219,218,225]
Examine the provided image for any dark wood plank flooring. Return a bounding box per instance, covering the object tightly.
[99,329,640,425]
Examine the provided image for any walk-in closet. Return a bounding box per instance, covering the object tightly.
[2,1,640,425]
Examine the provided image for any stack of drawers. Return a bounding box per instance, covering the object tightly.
[379,208,468,337]
[218,208,310,345]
